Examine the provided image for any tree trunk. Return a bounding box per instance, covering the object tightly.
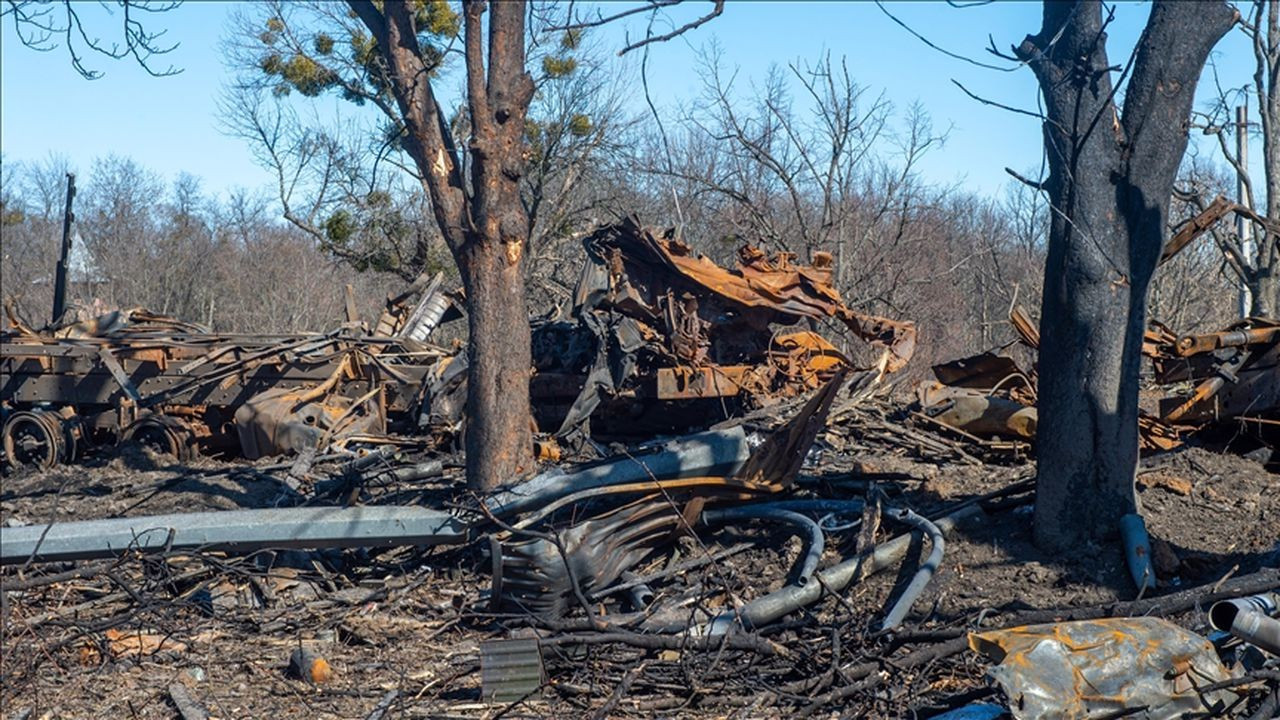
[461,224,533,490]
[1258,1,1280,318]
[457,0,536,490]
[351,0,536,491]
[1254,270,1278,316]
[1019,0,1236,552]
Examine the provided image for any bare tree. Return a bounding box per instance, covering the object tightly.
[1194,0,1280,316]
[1,0,181,78]
[1016,0,1237,551]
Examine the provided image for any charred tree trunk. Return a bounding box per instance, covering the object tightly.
[351,0,534,491]
[1258,0,1280,316]
[1018,1,1236,551]
[459,0,536,489]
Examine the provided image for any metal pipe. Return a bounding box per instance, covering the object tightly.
[0,506,469,564]
[1120,513,1157,593]
[683,504,983,635]
[620,571,655,610]
[1209,593,1279,632]
[484,427,749,518]
[702,505,825,587]
[878,507,944,632]
[1226,608,1280,656]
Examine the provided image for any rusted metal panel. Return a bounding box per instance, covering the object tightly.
[653,365,750,399]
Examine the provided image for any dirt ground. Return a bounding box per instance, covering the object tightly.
[1,434,1277,719]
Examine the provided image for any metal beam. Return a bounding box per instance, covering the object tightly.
[0,505,469,564]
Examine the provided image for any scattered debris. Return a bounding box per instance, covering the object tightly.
[970,617,1235,720]
[3,215,1277,718]
[1,298,452,468]
[288,646,334,684]
[919,306,1278,460]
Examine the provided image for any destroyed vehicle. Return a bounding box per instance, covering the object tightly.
[1,291,455,470]
[526,217,917,439]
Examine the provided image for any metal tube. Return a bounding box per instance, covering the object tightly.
[684,504,983,635]
[702,505,825,587]
[484,427,749,518]
[878,508,944,631]
[1209,593,1279,632]
[620,571,655,610]
[0,506,469,564]
[1120,513,1157,593]
[1227,608,1280,656]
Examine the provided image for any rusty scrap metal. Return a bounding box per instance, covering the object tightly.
[2,298,450,468]
[969,617,1235,720]
[1160,194,1277,267]
[536,218,915,438]
[1148,317,1279,428]
[919,307,1279,454]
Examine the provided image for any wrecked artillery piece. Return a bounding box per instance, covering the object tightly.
[526,217,916,438]
[0,282,456,470]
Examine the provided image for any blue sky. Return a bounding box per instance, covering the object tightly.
[0,1,1263,204]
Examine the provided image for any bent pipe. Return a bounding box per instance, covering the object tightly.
[878,507,944,632]
[702,506,826,587]
[682,504,984,636]
[1226,608,1280,656]
[1120,513,1157,593]
[484,427,750,518]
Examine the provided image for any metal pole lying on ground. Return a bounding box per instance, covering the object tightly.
[0,505,469,564]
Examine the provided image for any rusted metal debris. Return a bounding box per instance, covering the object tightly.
[528,217,916,438]
[1146,317,1279,429]
[486,371,888,618]
[4,215,923,467]
[917,306,1277,458]
[1,280,459,469]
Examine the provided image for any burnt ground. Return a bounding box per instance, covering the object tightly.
[1,432,1278,719]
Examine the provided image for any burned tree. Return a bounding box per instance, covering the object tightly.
[1017,1,1237,550]
[338,0,537,491]
[225,1,720,490]
[1197,0,1280,316]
